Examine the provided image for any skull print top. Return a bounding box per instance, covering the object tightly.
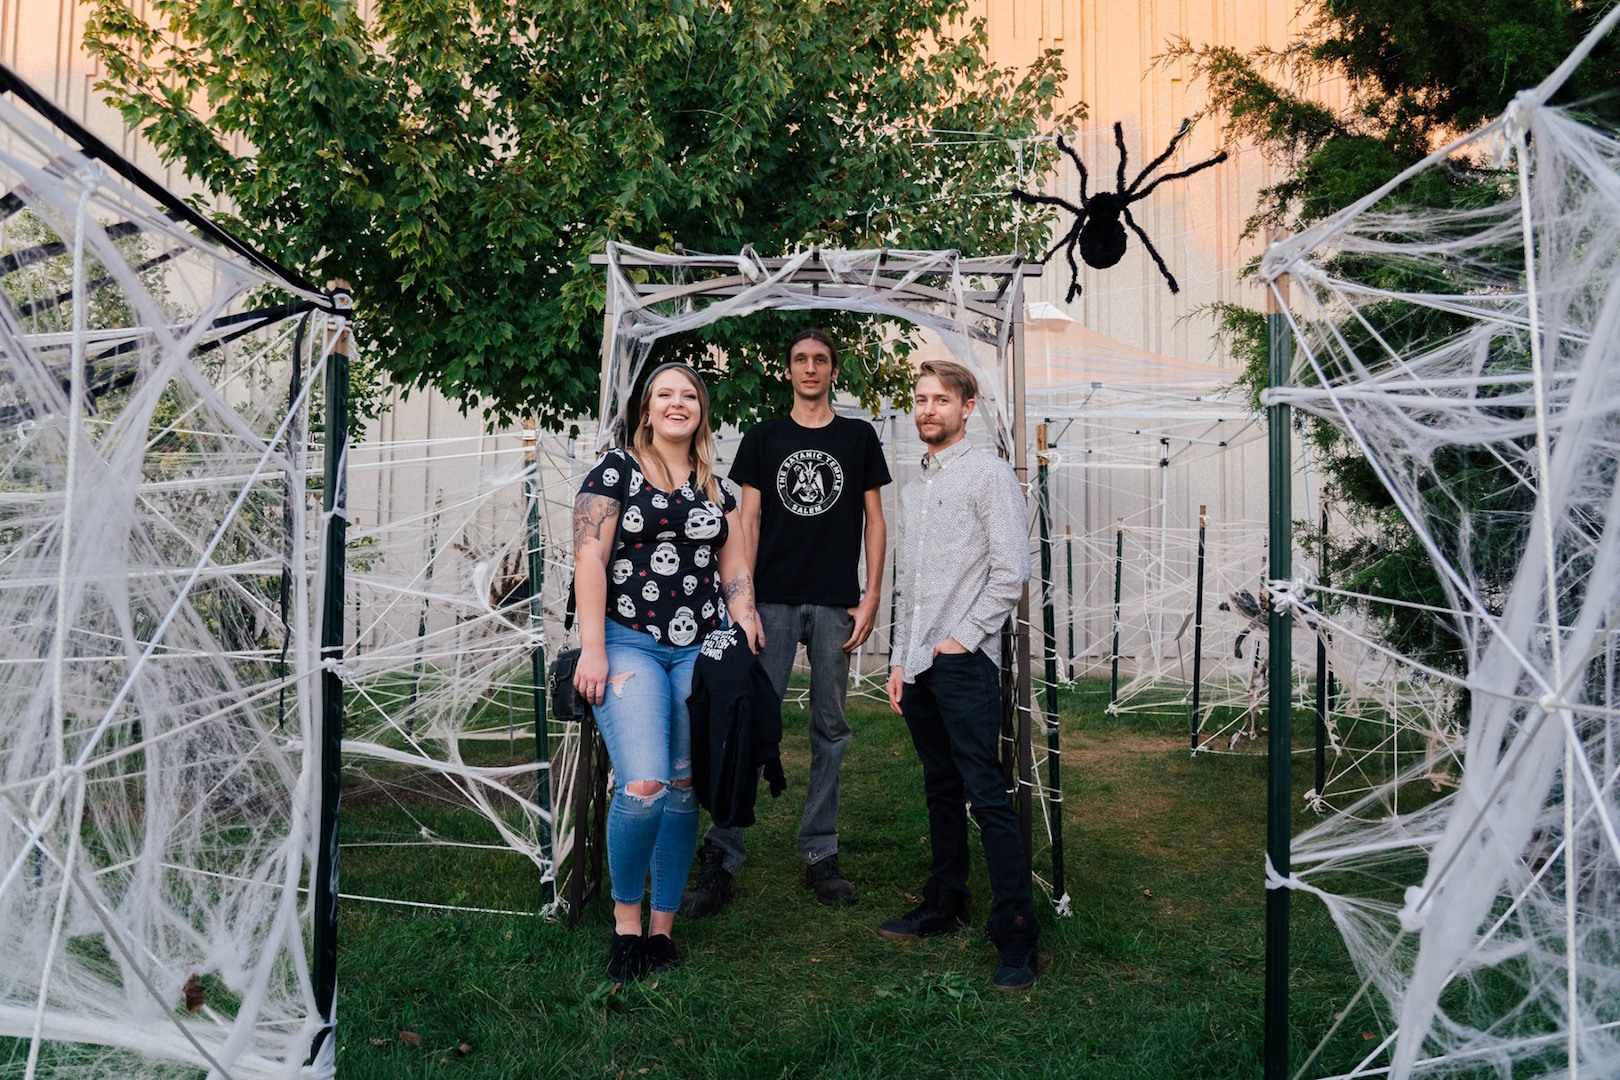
[579,448,737,647]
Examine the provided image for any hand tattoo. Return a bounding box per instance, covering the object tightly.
[572,493,620,552]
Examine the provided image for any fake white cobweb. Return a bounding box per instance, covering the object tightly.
[0,91,340,1076]
[0,81,584,1076]
[1261,15,1620,1077]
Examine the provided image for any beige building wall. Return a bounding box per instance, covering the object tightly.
[970,0,1338,363]
[1,0,197,188]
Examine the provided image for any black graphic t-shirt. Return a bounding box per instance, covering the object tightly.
[579,448,738,646]
[729,415,891,606]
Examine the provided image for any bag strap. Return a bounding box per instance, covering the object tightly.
[564,576,576,634]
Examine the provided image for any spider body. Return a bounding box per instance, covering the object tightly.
[1078,191,1127,268]
[1012,120,1227,300]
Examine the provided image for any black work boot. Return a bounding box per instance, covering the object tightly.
[805,853,856,907]
[878,879,967,940]
[679,842,733,918]
[987,911,1039,992]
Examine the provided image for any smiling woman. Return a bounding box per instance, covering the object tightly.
[568,363,763,983]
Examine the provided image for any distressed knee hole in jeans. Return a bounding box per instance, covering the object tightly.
[668,766,694,808]
[624,779,667,806]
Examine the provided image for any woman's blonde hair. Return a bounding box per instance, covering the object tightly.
[630,362,720,502]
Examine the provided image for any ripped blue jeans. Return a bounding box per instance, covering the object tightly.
[593,620,699,911]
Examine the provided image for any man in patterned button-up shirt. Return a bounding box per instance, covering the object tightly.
[881,358,1039,992]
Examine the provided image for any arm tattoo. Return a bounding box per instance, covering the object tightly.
[721,573,755,612]
[572,493,620,552]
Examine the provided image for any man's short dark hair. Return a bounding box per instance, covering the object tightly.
[787,328,839,371]
[918,358,978,403]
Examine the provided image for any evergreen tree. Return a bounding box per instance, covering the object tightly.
[1176,2,1617,686]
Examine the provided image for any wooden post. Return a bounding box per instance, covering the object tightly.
[523,420,553,865]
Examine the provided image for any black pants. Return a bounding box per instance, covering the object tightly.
[900,649,1033,924]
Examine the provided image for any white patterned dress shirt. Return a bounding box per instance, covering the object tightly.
[892,438,1031,682]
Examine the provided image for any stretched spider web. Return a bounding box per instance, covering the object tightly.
[1263,17,1620,1076]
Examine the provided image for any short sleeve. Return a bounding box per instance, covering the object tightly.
[728,423,763,490]
[579,448,630,503]
[863,423,893,489]
[718,476,739,514]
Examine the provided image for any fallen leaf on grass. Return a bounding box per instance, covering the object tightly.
[902,892,921,903]
[672,1038,689,1048]
[368,1038,391,1047]
[457,1042,474,1056]
[1141,888,1153,899]
[399,1031,421,1048]
[1362,1031,1377,1041]
[182,974,205,1013]
[890,750,901,757]
[809,957,821,963]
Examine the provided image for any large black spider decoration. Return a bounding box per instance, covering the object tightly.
[1012,120,1227,300]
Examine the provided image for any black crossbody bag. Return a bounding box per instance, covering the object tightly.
[547,583,590,722]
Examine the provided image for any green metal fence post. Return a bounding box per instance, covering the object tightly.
[1036,424,1065,900]
[1110,518,1124,706]
[1264,292,1295,1080]
[310,284,351,1067]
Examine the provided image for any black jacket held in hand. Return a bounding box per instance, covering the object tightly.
[687,626,787,828]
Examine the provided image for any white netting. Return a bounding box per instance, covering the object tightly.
[1263,14,1620,1076]
[0,92,340,1077]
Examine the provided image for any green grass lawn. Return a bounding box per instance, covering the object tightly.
[334,678,1384,1079]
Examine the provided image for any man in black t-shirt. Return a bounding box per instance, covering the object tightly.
[682,329,892,915]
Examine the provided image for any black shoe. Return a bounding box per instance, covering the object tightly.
[606,931,644,982]
[643,933,678,973]
[878,899,967,940]
[680,842,733,918]
[805,854,856,907]
[989,912,1038,992]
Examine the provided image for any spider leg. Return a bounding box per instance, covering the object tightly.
[1055,132,1089,204]
[1113,122,1129,196]
[1126,118,1195,197]
[1130,149,1229,202]
[1044,215,1084,264]
[1063,228,1084,301]
[1122,206,1180,294]
[1010,188,1084,218]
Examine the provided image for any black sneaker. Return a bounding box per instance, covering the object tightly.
[989,913,1038,992]
[878,899,967,940]
[606,931,644,982]
[680,842,733,918]
[643,933,678,973]
[805,854,856,907]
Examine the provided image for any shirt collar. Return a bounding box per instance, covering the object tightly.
[921,438,973,472]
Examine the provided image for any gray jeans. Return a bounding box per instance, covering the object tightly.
[704,602,853,870]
